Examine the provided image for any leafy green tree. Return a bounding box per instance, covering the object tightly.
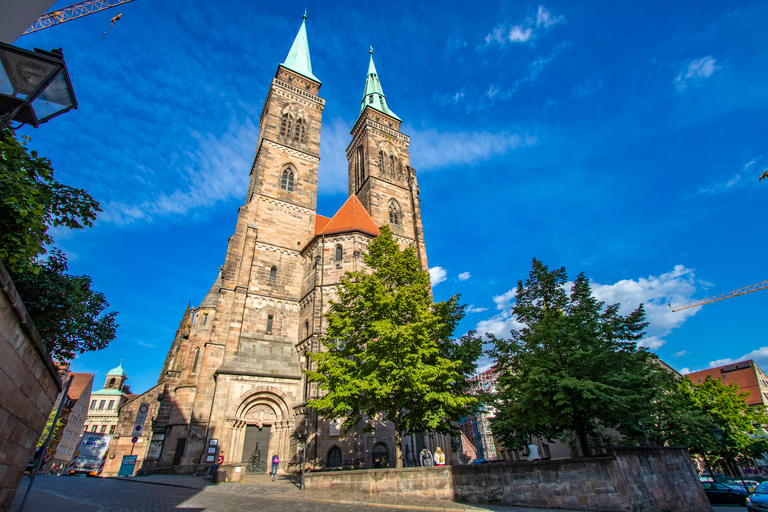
[682,376,768,469]
[0,130,100,273]
[11,249,117,361]
[761,170,768,182]
[306,226,480,468]
[489,258,650,456]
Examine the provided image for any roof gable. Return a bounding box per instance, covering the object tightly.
[319,195,380,237]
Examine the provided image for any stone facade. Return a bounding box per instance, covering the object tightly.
[0,261,62,511]
[305,447,713,512]
[132,19,452,480]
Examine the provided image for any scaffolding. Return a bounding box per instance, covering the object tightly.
[468,368,498,460]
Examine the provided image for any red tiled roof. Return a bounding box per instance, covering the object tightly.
[67,373,94,401]
[315,214,331,235]
[318,195,380,237]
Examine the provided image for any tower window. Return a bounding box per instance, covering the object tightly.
[266,315,274,334]
[280,113,293,139]
[388,199,401,226]
[305,321,310,338]
[191,348,200,375]
[356,145,364,188]
[281,167,295,192]
[390,155,395,177]
[269,266,277,278]
[379,151,385,173]
[108,377,116,388]
[335,245,342,261]
[202,313,208,325]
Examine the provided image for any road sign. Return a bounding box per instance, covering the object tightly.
[118,455,137,476]
[131,436,138,444]
[132,403,150,437]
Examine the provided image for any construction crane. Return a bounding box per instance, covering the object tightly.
[669,279,768,312]
[23,0,135,35]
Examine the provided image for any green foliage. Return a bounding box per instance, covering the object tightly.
[0,130,100,273]
[306,226,480,467]
[761,170,768,182]
[37,408,65,448]
[11,249,117,360]
[489,258,651,456]
[681,376,768,464]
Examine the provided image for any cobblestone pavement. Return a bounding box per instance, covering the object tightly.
[10,474,587,512]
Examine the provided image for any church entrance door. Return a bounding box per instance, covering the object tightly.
[242,424,271,473]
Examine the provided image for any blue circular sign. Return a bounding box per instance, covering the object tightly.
[131,436,138,443]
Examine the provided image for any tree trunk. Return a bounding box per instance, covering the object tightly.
[393,413,403,469]
[575,423,591,457]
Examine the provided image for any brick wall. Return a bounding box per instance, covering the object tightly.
[305,446,712,512]
[0,261,62,511]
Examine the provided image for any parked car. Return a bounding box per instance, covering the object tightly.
[747,481,768,512]
[702,481,748,506]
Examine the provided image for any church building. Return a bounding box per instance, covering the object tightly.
[131,15,454,478]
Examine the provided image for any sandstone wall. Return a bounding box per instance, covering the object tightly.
[0,261,62,511]
[305,446,712,512]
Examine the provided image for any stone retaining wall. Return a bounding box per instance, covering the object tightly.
[304,446,712,512]
[0,261,62,512]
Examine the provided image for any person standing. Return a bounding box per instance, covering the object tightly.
[434,447,446,466]
[527,443,541,461]
[271,454,279,478]
[420,447,433,467]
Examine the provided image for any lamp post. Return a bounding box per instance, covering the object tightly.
[712,425,749,492]
[0,41,77,130]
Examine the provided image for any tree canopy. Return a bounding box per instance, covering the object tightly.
[0,130,100,274]
[489,258,654,456]
[12,249,118,361]
[306,225,481,468]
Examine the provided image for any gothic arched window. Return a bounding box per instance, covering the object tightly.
[305,320,310,338]
[281,166,295,192]
[390,155,395,178]
[379,151,385,173]
[335,244,342,261]
[388,199,401,226]
[294,118,304,144]
[280,113,292,138]
[327,447,342,468]
[266,314,274,334]
[356,145,364,188]
[191,348,200,375]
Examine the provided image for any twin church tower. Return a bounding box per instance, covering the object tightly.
[144,15,449,475]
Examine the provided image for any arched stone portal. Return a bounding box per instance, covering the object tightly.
[226,387,295,474]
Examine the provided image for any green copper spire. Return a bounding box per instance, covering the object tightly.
[358,47,400,121]
[281,12,320,84]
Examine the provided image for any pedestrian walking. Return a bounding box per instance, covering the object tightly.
[271,454,279,479]
[419,447,433,467]
[434,447,445,466]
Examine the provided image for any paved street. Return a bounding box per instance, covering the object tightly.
[9,474,587,512]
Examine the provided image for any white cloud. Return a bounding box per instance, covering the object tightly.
[100,119,257,225]
[318,117,353,194]
[709,346,768,370]
[429,266,447,287]
[536,6,565,28]
[484,6,564,46]
[679,367,692,374]
[474,265,703,348]
[138,341,156,349]
[458,272,471,281]
[674,350,689,357]
[674,56,720,92]
[408,128,535,171]
[698,159,761,194]
[466,305,488,314]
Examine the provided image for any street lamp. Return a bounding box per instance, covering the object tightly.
[711,425,749,493]
[0,42,77,130]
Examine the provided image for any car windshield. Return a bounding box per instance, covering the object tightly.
[754,482,768,494]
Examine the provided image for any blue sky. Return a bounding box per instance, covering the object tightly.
[13,0,768,393]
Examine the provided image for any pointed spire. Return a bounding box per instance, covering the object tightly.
[281,13,320,84]
[358,47,400,122]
